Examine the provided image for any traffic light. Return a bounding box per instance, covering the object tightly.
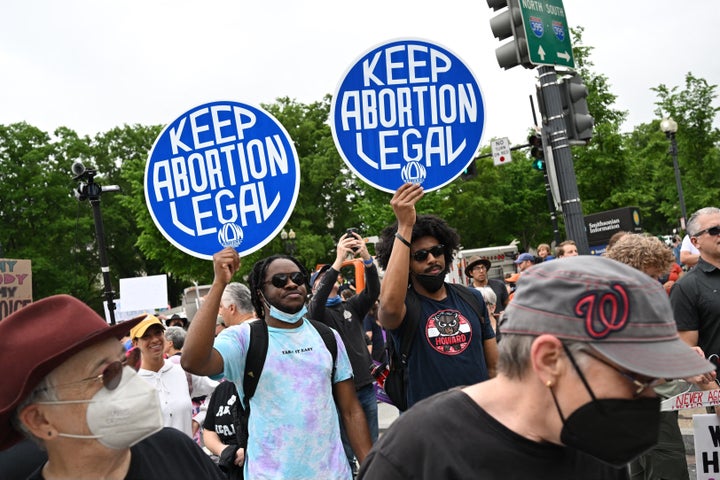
[461,160,478,179]
[487,0,531,70]
[528,134,545,170]
[559,73,594,144]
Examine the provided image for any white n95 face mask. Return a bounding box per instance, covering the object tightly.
[39,366,163,449]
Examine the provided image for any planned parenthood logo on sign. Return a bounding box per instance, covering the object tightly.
[145,101,300,260]
[331,38,485,193]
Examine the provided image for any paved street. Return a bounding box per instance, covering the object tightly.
[378,401,400,434]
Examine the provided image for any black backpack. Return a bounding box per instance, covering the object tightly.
[382,284,487,411]
[235,318,338,447]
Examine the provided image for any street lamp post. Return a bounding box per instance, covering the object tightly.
[660,118,687,230]
[280,228,297,256]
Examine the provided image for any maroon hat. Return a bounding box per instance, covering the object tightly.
[502,256,714,379]
[0,295,144,449]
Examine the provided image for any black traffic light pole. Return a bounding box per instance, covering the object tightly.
[537,66,589,254]
[73,162,120,325]
[542,167,561,246]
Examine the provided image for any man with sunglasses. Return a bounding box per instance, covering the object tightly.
[672,207,720,371]
[0,294,225,480]
[359,256,715,479]
[182,247,371,479]
[374,183,498,410]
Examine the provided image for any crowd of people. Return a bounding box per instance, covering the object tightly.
[1,183,718,480]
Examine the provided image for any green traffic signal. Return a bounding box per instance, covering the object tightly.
[531,158,545,171]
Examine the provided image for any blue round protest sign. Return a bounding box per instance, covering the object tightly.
[144,101,300,260]
[330,38,485,193]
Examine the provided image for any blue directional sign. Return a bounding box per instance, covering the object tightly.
[330,38,485,193]
[145,101,300,260]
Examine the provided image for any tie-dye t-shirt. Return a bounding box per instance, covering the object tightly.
[213,319,353,480]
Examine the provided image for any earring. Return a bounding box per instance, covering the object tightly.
[545,380,554,388]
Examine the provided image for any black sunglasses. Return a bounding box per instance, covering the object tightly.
[265,271,306,288]
[412,244,445,262]
[43,360,126,392]
[694,225,720,237]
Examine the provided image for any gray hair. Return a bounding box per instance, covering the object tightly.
[164,326,187,350]
[497,335,588,380]
[11,373,58,447]
[478,286,496,306]
[687,207,720,236]
[221,282,253,314]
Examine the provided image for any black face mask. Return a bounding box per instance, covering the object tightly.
[551,347,661,467]
[412,272,445,293]
[553,394,660,466]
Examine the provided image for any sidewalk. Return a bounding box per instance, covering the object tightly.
[378,401,400,434]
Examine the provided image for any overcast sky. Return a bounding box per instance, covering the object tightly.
[2,0,718,149]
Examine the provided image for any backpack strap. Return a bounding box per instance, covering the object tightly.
[243,319,269,409]
[308,319,338,380]
[398,287,422,367]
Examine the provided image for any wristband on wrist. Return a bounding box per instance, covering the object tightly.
[394,232,412,248]
[363,257,374,266]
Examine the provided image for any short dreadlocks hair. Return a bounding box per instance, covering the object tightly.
[248,254,310,319]
[375,214,461,270]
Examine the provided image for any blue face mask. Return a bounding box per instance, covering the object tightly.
[267,303,307,324]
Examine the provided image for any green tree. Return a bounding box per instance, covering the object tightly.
[0,123,105,306]
[568,27,631,218]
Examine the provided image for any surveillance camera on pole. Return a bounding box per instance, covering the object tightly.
[69,161,119,325]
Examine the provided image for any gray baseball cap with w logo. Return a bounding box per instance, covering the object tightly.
[501,255,713,379]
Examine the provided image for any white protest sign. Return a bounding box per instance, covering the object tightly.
[491,137,511,166]
[693,414,720,479]
[661,389,720,411]
[119,274,168,311]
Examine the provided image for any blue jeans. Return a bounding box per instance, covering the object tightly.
[339,383,379,467]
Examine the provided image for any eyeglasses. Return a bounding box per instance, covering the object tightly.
[265,271,306,288]
[42,360,126,392]
[412,245,445,262]
[472,265,487,271]
[693,225,720,238]
[584,351,662,397]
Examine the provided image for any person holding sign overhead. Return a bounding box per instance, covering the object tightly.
[373,183,498,410]
[182,247,371,480]
[359,255,716,479]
